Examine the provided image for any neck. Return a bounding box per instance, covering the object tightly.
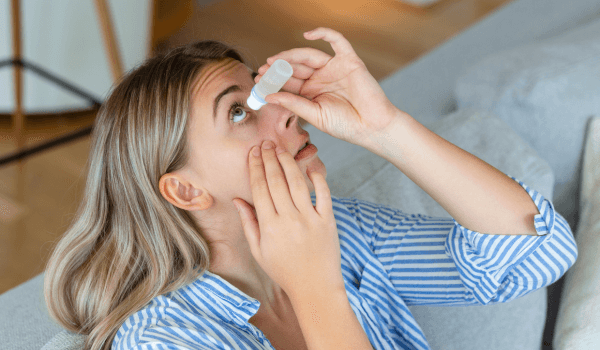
[208,243,291,319]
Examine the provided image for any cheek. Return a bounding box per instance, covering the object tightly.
[217,146,254,184]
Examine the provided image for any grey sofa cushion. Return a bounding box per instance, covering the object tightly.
[454,16,600,233]
[378,0,600,130]
[306,107,554,350]
[408,288,547,350]
[0,273,64,350]
[41,330,85,350]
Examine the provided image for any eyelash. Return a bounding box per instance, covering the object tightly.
[229,100,251,126]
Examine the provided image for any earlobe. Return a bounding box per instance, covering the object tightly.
[190,191,214,211]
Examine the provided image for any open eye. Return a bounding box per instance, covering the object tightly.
[231,106,247,123]
[229,101,250,125]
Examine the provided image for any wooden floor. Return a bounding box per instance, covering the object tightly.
[0,0,514,294]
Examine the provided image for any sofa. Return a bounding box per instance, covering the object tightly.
[2,0,599,349]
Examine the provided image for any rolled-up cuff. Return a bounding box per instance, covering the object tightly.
[444,176,556,304]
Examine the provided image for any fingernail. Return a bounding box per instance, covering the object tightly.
[252,146,261,157]
[262,140,274,149]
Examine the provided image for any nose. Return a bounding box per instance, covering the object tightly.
[263,103,298,130]
[284,112,298,129]
[258,104,304,152]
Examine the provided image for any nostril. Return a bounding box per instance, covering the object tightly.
[286,115,295,128]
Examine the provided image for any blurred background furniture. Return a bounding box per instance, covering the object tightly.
[2,0,599,349]
[0,0,189,296]
[0,0,192,166]
[0,0,101,168]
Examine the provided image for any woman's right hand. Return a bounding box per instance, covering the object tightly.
[232,140,344,297]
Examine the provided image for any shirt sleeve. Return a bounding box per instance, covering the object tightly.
[333,176,578,307]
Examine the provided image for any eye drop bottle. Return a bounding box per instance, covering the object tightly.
[247,59,293,110]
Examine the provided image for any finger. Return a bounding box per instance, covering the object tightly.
[248,146,276,221]
[307,169,333,218]
[260,141,295,215]
[275,149,313,213]
[265,92,320,127]
[267,47,332,70]
[279,76,305,96]
[255,74,306,96]
[233,199,262,262]
[258,62,314,80]
[303,27,358,58]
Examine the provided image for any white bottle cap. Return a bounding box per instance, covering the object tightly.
[247,87,266,110]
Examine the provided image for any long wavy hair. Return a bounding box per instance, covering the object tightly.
[43,40,252,350]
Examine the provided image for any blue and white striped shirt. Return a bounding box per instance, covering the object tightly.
[113,177,577,350]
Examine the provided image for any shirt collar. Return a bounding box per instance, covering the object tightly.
[190,270,261,319]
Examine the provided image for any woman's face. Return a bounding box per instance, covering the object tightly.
[165,58,327,214]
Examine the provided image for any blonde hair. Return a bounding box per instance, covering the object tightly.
[44,41,251,350]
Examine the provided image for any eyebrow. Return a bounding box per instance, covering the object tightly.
[213,72,258,125]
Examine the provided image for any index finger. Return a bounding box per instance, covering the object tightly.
[248,146,276,220]
[267,47,332,70]
[258,61,315,80]
[275,149,313,213]
[302,27,358,58]
[255,74,305,95]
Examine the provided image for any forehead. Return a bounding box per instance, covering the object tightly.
[192,58,254,101]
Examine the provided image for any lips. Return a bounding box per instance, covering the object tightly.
[294,136,310,157]
[296,141,309,156]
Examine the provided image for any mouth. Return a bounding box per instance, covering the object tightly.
[294,139,310,158]
[294,138,317,161]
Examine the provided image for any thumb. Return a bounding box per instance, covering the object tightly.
[266,91,320,126]
[233,199,261,259]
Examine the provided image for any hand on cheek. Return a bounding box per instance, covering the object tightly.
[232,140,343,295]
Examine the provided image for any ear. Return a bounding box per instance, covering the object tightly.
[159,173,213,211]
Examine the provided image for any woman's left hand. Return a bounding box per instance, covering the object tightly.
[255,27,404,146]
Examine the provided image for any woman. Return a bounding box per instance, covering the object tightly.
[44,27,577,350]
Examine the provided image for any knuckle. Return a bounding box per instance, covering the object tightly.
[250,179,265,192]
[290,175,305,189]
[269,174,287,187]
[289,218,304,233]
[249,158,263,168]
[263,225,277,237]
[249,168,264,182]
[249,169,265,185]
